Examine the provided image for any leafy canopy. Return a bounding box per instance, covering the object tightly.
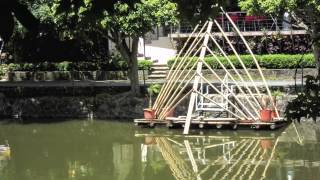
[51,0,178,39]
[239,0,320,23]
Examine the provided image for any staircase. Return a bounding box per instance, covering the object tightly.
[148,64,169,79]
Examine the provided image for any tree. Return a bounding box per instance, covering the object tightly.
[0,0,39,41]
[173,0,238,25]
[238,0,320,74]
[51,0,178,95]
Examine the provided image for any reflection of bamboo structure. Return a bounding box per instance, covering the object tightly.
[142,134,280,180]
[199,139,247,176]
[209,140,252,179]
[248,150,267,180]
[239,148,262,180]
[156,137,195,180]
[228,140,261,180]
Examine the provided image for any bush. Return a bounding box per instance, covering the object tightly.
[168,54,315,69]
[138,60,153,70]
[0,64,8,78]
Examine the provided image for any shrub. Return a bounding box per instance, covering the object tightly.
[168,54,315,69]
[0,64,8,78]
[56,61,73,71]
[7,63,21,71]
[138,60,153,70]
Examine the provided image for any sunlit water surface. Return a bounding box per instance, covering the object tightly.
[0,120,320,180]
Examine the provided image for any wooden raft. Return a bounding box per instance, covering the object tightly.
[134,116,287,130]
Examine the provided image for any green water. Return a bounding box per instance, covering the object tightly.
[0,120,320,180]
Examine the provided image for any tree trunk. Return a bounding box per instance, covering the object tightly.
[117,36,140,96]
[129,37,140,95]
[311,24,320,75]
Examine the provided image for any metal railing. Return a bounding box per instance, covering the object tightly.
[171,12,306,34]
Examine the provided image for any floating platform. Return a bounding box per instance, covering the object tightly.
[134,116,288,130]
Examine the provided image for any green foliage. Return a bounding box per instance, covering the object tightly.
[271,90,284,97]
[56,61,72,71]
[147,83,162,96]
[286,75,320,121]
[7,63,21,71]
[138,60,153,70]
[168,54,315,69]
[0,64,8,78]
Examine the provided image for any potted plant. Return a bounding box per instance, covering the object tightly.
[144,84,161,120]
[271,90,284,119]
[260,95,272,122]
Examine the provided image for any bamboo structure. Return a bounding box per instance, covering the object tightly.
[138,10,285,134]
[139,133,280,180]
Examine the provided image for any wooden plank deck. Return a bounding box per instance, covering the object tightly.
[134,117,288,130]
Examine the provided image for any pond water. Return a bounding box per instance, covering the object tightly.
[0,120,320,180]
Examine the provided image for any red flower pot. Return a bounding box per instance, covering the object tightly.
[271,110,279,119]
[145,137,157,145]
[260,140,273,150]
[260,109,272,122]
[144,109,156,120]
[163,108,175,119]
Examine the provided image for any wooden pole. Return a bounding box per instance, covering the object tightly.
[200,56,259,119]
[214,20,263,98]
[222,10,280,118]
[154,24,208,110]
[153,24,201,108]
[260,138,279,180]
[183,21,213,135]
[155,46,202,116]
[158,74,195,120]
[194,90,244,120]
[184,140,199,173]
[205,39,262,110]
[197,74,250,119]
[154,36,204,113]
[159,89,193,120]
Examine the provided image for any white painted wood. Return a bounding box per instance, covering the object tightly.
[183,21,213,135]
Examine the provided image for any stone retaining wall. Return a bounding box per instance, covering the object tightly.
[2,70,149,82]
[0,89,292,120]
[177,68,317,80]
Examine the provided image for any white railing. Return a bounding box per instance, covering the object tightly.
[172,12,305,34]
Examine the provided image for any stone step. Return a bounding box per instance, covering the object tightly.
[152,63,168,67]
[151,71,167,75]
[148,74,167,79]
[151,66,169,70]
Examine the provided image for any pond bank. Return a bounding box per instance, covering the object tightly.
[0,84,295,120]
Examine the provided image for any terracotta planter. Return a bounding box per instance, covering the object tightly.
[144,109,156,120]
[144,137,157,145]
[260,140,273,150]
[271,110,279,119]
[163,108,175,119]
[260,109,272,122]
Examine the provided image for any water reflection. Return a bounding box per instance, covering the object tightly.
[137,122,320,180]
[0,120,319,180]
